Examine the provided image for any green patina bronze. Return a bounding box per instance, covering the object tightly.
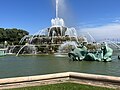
[68,42,113,62]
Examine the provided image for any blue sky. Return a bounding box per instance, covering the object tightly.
[0,0,120,39]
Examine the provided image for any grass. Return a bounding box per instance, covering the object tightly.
[7,83,115,90]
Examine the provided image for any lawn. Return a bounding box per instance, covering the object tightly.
[8,83,115,90]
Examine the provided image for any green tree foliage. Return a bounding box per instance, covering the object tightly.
[0,28,29,45]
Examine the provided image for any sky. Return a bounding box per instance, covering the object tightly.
[0,0,120,40]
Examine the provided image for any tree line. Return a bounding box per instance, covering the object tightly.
[0,28,29,45]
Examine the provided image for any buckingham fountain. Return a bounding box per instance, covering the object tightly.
[6,0,120,62]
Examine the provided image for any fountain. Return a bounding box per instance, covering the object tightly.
[6,0,116,62]
[12,0,80,56]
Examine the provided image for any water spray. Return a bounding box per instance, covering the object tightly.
[56,0,59,18]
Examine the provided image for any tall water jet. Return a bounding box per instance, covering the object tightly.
[56,0,59,18]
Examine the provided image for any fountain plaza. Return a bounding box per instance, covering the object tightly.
[0,0,120,79]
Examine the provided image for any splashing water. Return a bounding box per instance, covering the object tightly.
[30,28,48,44]
[19,35,31,44]
[65,27,78,42]
[16,44,36,56]
[58,41,78,53]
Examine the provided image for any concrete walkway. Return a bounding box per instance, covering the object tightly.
[0,72,120,89]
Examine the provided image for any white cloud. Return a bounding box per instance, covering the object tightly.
[79,23,120,41]
[113,20,120,23]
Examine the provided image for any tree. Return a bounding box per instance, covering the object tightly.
[0,28,29,45]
